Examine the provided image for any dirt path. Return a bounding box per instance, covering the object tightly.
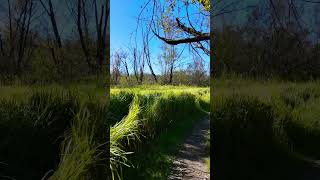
[168,117,210,180]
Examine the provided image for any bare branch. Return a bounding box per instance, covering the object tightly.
[152,28,209,45]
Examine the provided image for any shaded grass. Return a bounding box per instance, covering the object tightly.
[0,86,110,180]
[212,78,320,180]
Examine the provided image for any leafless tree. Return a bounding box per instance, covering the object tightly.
[66,0,94,71]
[0,33,4,56]
[161,43,178,84]
[7,0,14,58]
[77,0,93,70]
[111,52,121,84]
[142,25,157,82]
[188,55,207,85]
[39,0,61,48]
[114,49,129,79]
[94,0,105,73]
[39,0,64,69]
[132,47,145,84]
[13,0,36,75]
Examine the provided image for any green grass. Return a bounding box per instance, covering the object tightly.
[205,158,210,172]
[0,84,209,180]
[110,86,209,180]
[212,77,320,180]
[0,85,110,180]
[205,130,210,172]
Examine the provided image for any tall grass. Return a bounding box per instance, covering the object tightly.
[49,107,100,180]
[109,87,209,180]
[110,98,141,179]
[212,78,320,180]
[0,86,110,180]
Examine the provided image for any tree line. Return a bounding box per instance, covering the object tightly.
[213,0,320,81]
[0,0,108,85]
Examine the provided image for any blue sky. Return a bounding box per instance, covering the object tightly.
[110,0,210,75]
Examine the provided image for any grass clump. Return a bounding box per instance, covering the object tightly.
[110,98,141,179]
[48,107,103,180]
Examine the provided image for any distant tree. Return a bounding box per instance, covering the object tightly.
[160,43,179,84]
[187,55,207,86]
[114,49,129,79]
[111,52,121,84]
[132,47,145,84]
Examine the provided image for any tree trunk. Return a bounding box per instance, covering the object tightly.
[77,0,93,72]
[48,0,62,48]
[169,63,174,84]
[148,62,157,82]
[0,33,4,56]
[7,0,14,59]
[124,60,130,78]
[16,1,29,75]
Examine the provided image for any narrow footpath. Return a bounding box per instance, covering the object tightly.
[168,117,210,180]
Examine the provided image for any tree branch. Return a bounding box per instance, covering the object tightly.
[152,29,209,45]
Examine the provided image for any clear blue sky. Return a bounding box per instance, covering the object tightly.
[110,0,210,75]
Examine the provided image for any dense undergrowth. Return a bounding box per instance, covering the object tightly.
[110,86,210,180]
[0,86,110,180]
[0,85,209,180]
[212,77,320,180]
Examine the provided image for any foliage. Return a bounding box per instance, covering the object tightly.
[192,0,210,11]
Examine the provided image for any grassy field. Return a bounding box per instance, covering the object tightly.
[0,85,209,180]
[110,85,210,180]
[0,85,110,180]
[212,77,320,179]
[3,78,320,180]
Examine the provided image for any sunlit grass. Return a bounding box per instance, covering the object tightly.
[110,86,209,180]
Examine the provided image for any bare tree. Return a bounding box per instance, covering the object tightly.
[111,52,121,84]
[94,0,105,73]
[114,49,129,79]
[132,47,145,84]
[15,0,35,75]
[38,0,64,72]
[0,33,4,56]
[39,0,62,48]
[66,0,95,71]
[77,0,93,70]
[7,0,13,58]
[142,26,157,82]
[188,55,207,85]
[120,50,130,78]
[161,43,178,84]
